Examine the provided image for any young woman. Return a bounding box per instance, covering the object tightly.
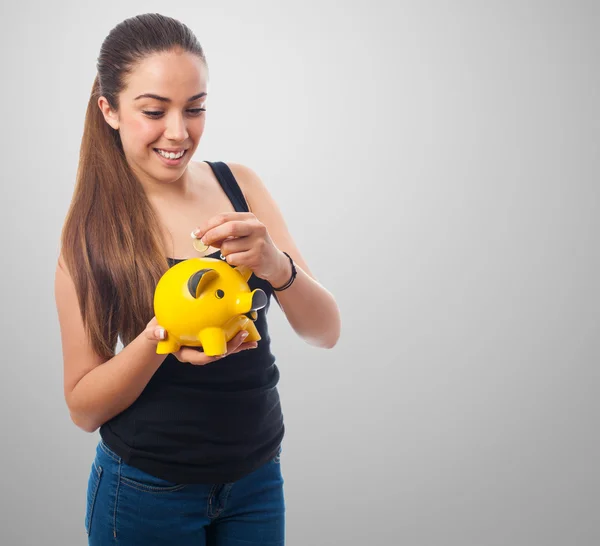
[55,13,340,546]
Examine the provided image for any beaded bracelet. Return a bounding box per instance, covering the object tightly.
[272,251,297,291]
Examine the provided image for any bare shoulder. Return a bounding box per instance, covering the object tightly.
[224,162,315,279]
[223,162,260,212]
[225,162,258,181]
[190,160,263,209]
[188,160,252,209]
[225,161,275,215]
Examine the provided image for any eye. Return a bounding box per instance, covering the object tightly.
[142,108,206,119]
[215,289,225,299]
[142,111,164,118]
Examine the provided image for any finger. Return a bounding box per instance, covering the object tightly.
[198,235,235,250]
[229,341,258,355]
[193,212,255,240]
[174,344,257,365]
[173,347,219,366]
[201,221,254,248]
[219,237,251,257]
[146,326,166,341]
[227,330,250,351]
[221,251,248,266]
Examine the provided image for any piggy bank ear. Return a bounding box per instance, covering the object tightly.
[234,265,252,283]
[188,269,219,298]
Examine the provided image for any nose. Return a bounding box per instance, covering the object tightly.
[250,289,267,311]
[164,112,189,142]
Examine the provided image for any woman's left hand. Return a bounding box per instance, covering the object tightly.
[192,212,290,285]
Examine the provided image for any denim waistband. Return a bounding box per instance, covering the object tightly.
[97,438,122,464]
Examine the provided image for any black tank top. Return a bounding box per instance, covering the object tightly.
[100,161,285,484]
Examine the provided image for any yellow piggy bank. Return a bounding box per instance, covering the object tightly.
[153,257,267,356]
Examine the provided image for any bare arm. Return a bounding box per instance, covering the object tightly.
[67,333,168,433]
[228,163,341,349]
[265,255,340,349]
[54,256,168,432]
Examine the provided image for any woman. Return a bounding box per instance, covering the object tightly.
[55,13,341,546]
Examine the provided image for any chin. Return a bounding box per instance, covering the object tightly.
[154,169,188,182]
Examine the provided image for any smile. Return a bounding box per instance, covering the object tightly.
[154,148,186,159]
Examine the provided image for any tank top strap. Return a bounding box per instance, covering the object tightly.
[204,161,250,213]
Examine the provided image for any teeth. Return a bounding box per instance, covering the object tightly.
[157,149,185,159]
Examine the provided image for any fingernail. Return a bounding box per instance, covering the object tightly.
[157,328,166,339]
[241,331,249,339]
[191,229,202,238]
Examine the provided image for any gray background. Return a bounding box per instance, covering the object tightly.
[1,0,598,544]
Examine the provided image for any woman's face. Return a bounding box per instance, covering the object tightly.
[99,49,208,187]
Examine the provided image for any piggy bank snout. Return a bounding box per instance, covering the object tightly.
[251,289,267,311]
[236,289,267,315]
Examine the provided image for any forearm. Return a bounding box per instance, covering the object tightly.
[270,256,341,349]
[68,333,168,432]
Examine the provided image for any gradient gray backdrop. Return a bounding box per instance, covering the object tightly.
[1,0,598,544]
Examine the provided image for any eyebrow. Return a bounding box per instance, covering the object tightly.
[134,92,207,103]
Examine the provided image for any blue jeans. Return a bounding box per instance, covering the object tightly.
[86,439,285,545]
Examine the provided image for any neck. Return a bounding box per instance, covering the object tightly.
[133,162,195,202]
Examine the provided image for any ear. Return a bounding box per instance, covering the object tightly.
[98,96,120,131]
[188,268,219,298]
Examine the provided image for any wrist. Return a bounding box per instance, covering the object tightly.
[270,251,297,291]
[268,250,292,287]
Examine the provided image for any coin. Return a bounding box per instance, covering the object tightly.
[193,238,210,253]
[191,231,209,253]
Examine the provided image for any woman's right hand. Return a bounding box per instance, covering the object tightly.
[144,317,258,365]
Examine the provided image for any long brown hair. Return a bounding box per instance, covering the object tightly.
[60,14,207,359]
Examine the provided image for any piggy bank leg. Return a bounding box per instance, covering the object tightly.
[198,328,227,356]
[156,336,181,355]
[224,316,249,340]
[243,320,261,342]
